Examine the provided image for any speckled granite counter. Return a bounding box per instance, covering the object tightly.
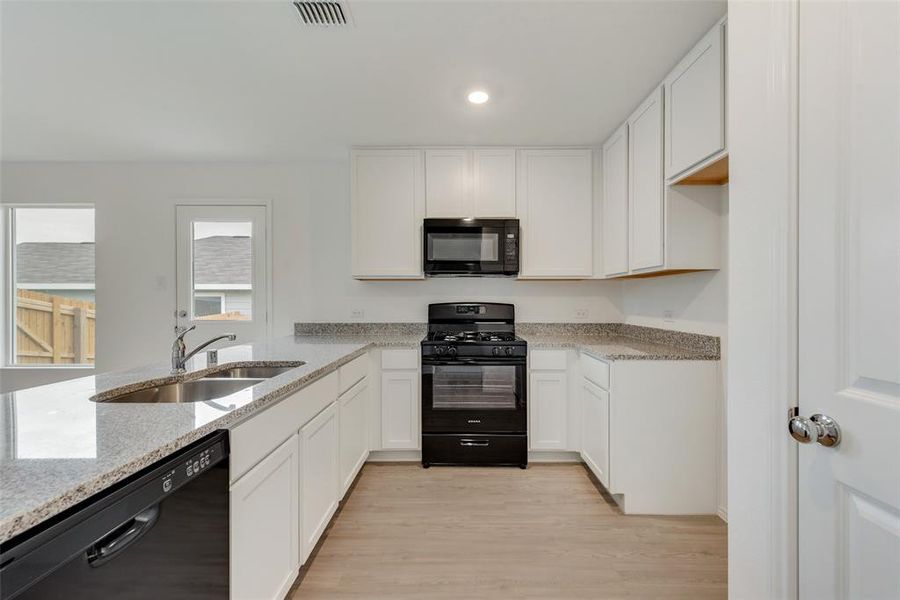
[0,333,419,544]
[517,323,720,361]
[0,322,715,544]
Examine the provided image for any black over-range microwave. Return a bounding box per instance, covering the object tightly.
[423,218,519,277]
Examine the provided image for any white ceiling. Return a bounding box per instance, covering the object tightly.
[0,0,725,161]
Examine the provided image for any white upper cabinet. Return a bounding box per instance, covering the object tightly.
[472,148,516,217]
[425,148,470,217]
[664,18,727,182]
[516,148,593,278]
[628,87,665,272]
[424,147,516,218]
[351,149,425,278]
[601,123,629,277]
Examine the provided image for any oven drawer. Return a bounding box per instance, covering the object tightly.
[422,434,527,467]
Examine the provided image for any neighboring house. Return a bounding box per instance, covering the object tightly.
[15,236,252,317]
[15,242,96,302]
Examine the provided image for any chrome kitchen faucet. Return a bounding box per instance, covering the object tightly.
[171,326,236,373]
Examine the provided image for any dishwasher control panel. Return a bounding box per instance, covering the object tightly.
[160,437,226,496]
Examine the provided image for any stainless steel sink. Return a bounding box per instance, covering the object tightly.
[201,363,304,379]
[95,378,262,404]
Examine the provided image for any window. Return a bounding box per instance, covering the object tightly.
[7,207,95,366]
[191,221,252,321]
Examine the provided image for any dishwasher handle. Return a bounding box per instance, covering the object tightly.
[86,505,160,568]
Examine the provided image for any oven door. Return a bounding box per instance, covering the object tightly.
[421,360,526,433]
[424,223,507,275]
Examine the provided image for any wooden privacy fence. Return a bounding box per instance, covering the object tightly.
[15,289,96,364]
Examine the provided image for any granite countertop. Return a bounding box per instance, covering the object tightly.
[0,334,419,545]
[0,322,716,544]
[520,333,720,361]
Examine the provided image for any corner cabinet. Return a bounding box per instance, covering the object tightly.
[665,17,727,182]
[516,149,593,278]
[230,434,299,600]
[351,149,425,279]
[601,124,629,277]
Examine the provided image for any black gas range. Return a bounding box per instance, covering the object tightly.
[420,303,528,468]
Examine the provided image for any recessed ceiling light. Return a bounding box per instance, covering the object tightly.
[467,90,490,105]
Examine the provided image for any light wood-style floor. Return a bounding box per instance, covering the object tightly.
[290,464,727,599]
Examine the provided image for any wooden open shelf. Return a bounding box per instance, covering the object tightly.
[614,268,713,280]
[673,154,729,186]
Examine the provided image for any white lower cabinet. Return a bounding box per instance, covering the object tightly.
[230,434,299,600]
[339,378,370,495]
[529,370,568,450]
[300,401,340,565]
[380,350,420,450]
[580,379,610,488]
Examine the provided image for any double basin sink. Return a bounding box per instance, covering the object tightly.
[93,363,305,404]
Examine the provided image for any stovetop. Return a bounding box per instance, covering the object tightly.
[424,330,523,344]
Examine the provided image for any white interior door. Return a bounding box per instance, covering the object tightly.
[797,2,900,598]
[175,205,268,346]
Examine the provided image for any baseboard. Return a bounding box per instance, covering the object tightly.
[366,450,422,462]
[717,506,728,522]
[527,451,582,463]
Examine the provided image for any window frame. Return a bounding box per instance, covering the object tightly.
[2,204,96,368]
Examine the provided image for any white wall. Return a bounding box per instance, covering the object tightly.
[620,185,729,518]
[0,160,623,390]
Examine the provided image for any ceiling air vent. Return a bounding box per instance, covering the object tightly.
[293,1,350,27]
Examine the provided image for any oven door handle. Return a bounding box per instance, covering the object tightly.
[459,439,490,447]
[422,359,525,366]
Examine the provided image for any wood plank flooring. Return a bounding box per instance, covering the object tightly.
[291,464,727,599]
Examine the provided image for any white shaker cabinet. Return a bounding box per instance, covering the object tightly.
[472,148,516,217]
[581,380,610,488]
[424,147,516,218]
[380,349,420,450]
[351,149,425,278]
[664,18,727,182]
[338,377,369,495]
[516,148,593,278]
[425,148,470,217]
[628,86,665,273]
[528,350,569,450]
[601,123,629,277]
[300,402,340,564]
[230,434,299,600]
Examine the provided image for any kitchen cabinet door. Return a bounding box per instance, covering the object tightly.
[601,123,629,277]
[381,370,420,449]
[425,148,471,217]
[628,87,665,272]
[473,147,516,217]
[300,401,340,564]
[665,19,726,180]
[516,149,593,277]
[339,378,369,496]
[529,371,568,450]
[580,379,610,488]
[351,149,425,278]
[231,434,299,600]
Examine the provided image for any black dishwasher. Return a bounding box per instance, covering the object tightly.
[0,431,229,599]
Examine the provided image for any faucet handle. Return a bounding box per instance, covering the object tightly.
[174,324,196,341]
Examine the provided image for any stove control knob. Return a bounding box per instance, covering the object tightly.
[504,347,513,356]
[492,347,501,356]
[435,346,446,355]
[448,347,458,357]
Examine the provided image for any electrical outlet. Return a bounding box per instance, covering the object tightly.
[574,308,588,320]
[350,308,365,320]
[663,310,675,322]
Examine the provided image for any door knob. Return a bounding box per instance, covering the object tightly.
[788,413,841,447]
